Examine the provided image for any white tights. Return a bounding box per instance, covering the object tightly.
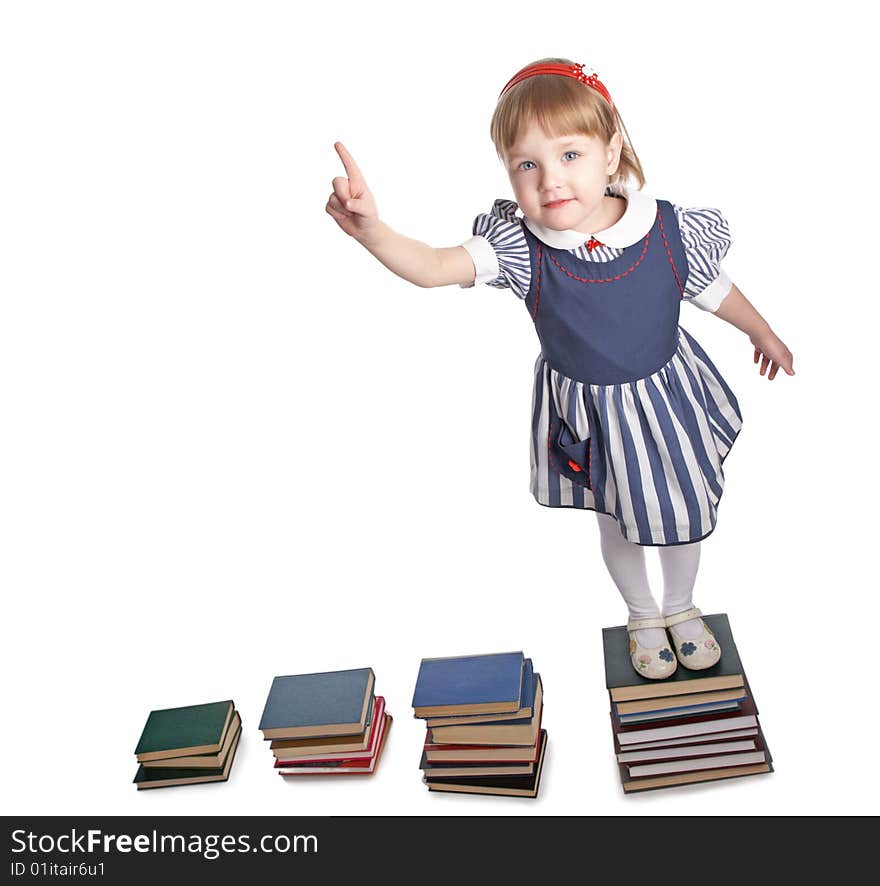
[596,512,704,644]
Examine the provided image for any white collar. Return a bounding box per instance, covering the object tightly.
[522,186,657,249]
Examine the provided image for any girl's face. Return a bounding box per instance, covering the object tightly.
[504,120,623,234]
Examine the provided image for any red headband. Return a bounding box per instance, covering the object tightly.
[499,62,613,109]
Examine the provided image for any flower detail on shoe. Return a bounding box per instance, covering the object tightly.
[626,620,677,680]
[665,609,723,670]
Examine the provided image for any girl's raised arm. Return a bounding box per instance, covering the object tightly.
[326,142,476,288]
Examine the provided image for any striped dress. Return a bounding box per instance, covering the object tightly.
[462,190,742,546]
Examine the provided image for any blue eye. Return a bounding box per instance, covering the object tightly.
[518,160,536,171]
[564,151,580,161]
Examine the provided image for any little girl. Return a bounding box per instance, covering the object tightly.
[326,58,794,680]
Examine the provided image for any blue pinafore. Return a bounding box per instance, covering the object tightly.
[522,199,742,546]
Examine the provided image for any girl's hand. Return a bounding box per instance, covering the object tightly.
[326,142,380,243]
[749,328,795,380]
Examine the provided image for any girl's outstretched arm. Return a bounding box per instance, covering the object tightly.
[714,284,795,380]
[326,142,476,288]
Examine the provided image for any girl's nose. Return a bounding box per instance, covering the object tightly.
[539,165,562,190]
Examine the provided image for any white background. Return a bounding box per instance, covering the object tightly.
[1,0,876,816]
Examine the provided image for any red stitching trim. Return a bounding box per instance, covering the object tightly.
[657,210,684,298]
[532,242,542,320]
[548,220,653,284]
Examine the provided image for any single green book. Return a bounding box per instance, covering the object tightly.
[134,700,235,762]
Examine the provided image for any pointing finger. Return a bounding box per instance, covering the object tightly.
[334,142,366,196]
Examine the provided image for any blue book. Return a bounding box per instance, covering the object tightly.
[259,667,375,739]
[428,675,543,746]
[617,696,746,723]
[425,659,537,727]
[412,651,524,718]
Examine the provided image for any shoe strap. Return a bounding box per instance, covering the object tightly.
[627,615,667,631]
[664,606,703,628]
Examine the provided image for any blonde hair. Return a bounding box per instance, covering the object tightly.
[490,58,645,189]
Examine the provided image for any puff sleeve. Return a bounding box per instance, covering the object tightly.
[675,206,733,312]
[459,199,531,299]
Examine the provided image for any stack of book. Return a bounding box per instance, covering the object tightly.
[258,667,391,776]
[602,613,773,793]
[412,651,547,798]
[133,699,242,790]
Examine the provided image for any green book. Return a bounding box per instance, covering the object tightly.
[134,724,242,790]
[142,711,242,768]
[602,613,744,703]
[134,700,235,762]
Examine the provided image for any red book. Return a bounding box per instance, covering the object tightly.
[276,712,391,775]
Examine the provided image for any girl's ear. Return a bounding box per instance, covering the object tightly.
[606,131,623,175]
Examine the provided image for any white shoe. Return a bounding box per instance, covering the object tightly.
[627,616,678,680]
[664,607,722,670]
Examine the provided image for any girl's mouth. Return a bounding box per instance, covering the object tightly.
[543,199,572,209]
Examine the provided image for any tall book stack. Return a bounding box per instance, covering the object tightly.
[133,699,242,790]
[602,613,773,793]
[412,651,547,798]
[258,667,391,776]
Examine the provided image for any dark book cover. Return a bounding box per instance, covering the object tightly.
[134,700,234,759]
[259,668,374,736]
[425,660,536,726]
[424,730,547,798]
[270,695,376,755]
[143,711,242,768]
[133,724,242,789]
[602,613,744,702]
[419,751,537,777]
[616,697,744,724]
[412,651,524,715]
